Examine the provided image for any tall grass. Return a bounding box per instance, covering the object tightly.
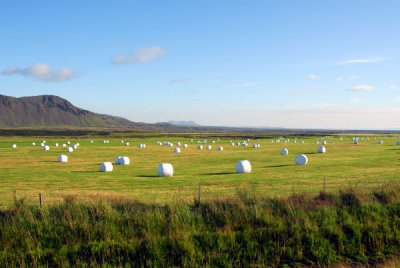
[1,185,400,267]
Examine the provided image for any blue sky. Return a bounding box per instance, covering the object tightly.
[1,1,399,129]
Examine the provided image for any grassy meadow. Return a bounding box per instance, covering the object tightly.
[0,134,399,207]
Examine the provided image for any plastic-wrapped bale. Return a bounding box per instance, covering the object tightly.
[354,139,359,144]
[58,155,68,163]
[174,147,181,153]
[40,143,45,147]
[397,140,400,145]
[125,142,130,146]
[67,147,74,153]
[236,160,252,174]
[176,142,181,146]
[73,145,78,150]
[183,144,188,148]
[55,143,59,147]
[242,142,248,147]
[198,145,203,150]
[322,141,327,145]
[91,140,94,143]
[295,154,308,165]
[231,142,235,146]
[44,145,50,151]
[378,140,383,144]
[318,146,326,153]
[158,163,173,177]
[217,146,223,151]
[62,144,66,147]
[206,145,212,150]
[100,162,113,172]
[67,141,71,145]
[32,142,36,146]
[115,156,130,165]
[12,144,17,149]
[280,148,289,156]
[138,144,146,149]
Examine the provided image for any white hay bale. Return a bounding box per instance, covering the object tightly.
[236,160,252,174]
[100,162,113,172]
[67,147,74,153]
[183,144,188,148]
[158,163,173,177]
[12,144,17,148]
[40,143,45,147]
[317,146,326,153]
[176,142,181,146]
[217,146,223,151]
[242,142,248,147]
[58,155,68,163]
[55,143,59,147]
[91,140,94,143]
[206,145,212,150]
[174,147,181,153]
[378,140,383,144]
[280,148,289,156]
[67,141,71,144]
[138,144,146,148]
[354,139,359,144]
[295,154,308,165]
[115,156,130,165]
[231,142,235,146]
[43,145,50,151]
[125,142,130,146]
[397,140,400,145]
[322,141,327,145]
[198,145,203,150]
[73,145,78,150]
[32,142,36,146]
[62,144,66,147]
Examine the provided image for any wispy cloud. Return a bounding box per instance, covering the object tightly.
[169,77,189,84]
[2,63,77,82]
[307,74,321,80]
[388,84,397,90]
[112,46,165,64]
[336,75,358,82]
[336,57,388,65]
[351,97,363,104]
[350,85,374,92]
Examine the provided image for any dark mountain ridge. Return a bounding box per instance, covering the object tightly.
[0,94,140,127]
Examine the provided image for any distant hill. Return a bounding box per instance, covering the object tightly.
[158,120,200,127]
[0,94,144,128]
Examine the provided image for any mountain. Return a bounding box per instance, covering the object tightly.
[0,94,144,128]
[157,120,200,127]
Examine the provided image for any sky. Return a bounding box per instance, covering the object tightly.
[1,0,399,130]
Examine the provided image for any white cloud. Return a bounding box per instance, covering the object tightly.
[169,77,189,84]
[112,46,165,64]
[336,57,388,65]
[2,63,77,82]
[388,84,397,90]
[350,85,374,92]
[307,74,321,80]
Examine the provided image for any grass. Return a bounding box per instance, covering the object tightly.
[0,134,399,207]
[1,185,400,267]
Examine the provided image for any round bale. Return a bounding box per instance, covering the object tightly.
[158,163,174,177]
[295,154,308,165]
[100,162,113,172]
[236,160,252,174]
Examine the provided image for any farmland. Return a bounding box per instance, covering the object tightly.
[0,134,399,208]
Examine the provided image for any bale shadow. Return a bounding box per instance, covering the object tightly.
[268,164,292,168]
[201,172,235,176]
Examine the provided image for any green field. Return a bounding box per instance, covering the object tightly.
[0,134,399,207]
